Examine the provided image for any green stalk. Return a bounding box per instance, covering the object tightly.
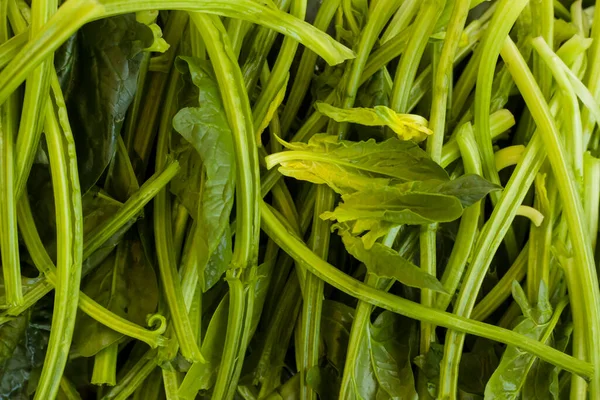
[473,0,528,262]
[252,0,306,128]
[438,128,546,397]
[153,65,204,363]
[299,186,330,400]
[582,0,600,143]
[240,0,291,96]
[280,0,340,134]
[260,202,593,379]
[190,13,260,399]
[0,0,354,107]
[0,30,26,69]
[92,344,119,386]
[471,244,529,321]
[435,123,484,311]
[530,0,553,99]
[34,74,83,400]
[584,153,600,252]
[501,35,600,397]
[102,350,158,400]
[18,194,167,347]
[162,368,180,400]
[381,0,420,43]
[390,0,445,113]
[13,0,56,199]
[421,0,469,372]
[0,0,22,308]
[532,37,583,183]
[132,11,187,172]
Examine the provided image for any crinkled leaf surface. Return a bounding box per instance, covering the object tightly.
[68,14,154,193]
[340,231,446,292]
[316,102,432,142]
[266,135,449,194]
[71,235,158,357]
[172,56,236,271]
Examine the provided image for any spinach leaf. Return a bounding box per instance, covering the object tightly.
[340,231,446,292]
[68,14,154,193]
[321,300,355,371]
[178,295,229,399]
[266,135,449,194]
[344,311,418,400]
[306,364,341,399]
[70,235,158,357]
[0,314,28,363]
[172,56,236,271]
[484,283,555,399]
[315,102,432,142]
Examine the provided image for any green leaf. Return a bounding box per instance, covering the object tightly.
[135,11,169,53]
[172,56,236,271]
[0,314,28,363]
[340,231,446,292]
[484,283,555,399]
[71,235,159,357]
[345,311,418,400]
[266,135,449,194]
[200,226,233,293]
[315,102,432,142]
[68,14,155,193]
[178,295,229,399]
[306,364,341,399]
[321,300,355,371]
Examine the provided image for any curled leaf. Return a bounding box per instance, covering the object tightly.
[315,102,432,142]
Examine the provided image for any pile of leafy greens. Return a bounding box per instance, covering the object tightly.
[0,0,599,399]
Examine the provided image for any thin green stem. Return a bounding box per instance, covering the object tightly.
[18,194,167,347]
[390,0,445,113]
[13,0,56,199]
[153,65,203,363]
[260,202,593,379]
[0,0,22,307]
[584,153,600,251]
[435,123,484,311]
[280,0,340,135]
[102,350,158,400]
[471,244,529,321]
[190,13,260,399]
[438,129,546,397]
[34,74,83,400]
[92,344,119,386]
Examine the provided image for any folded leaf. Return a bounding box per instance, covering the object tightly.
[341,232,446,292]
[172,57,236,268]
[315,102,432,142]
[266,135,448,194]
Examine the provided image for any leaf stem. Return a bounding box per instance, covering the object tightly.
[0,0,22,307]
[260,201,593,379]
[190,13,260,399]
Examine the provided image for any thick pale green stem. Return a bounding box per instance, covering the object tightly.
[501,36,600,398]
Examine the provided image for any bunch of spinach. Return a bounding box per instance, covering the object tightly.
[0,0,598,399]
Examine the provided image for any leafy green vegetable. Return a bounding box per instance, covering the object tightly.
[67,14,155,193]
[315,102,432,142]
[266,135,449,194]
[171,56,236,272]
[0,2,598,399]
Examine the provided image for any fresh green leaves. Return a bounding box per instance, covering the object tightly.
[67,14,155,193]
[171,56,236,278]
[343,311,418,400]
[315,102,432,142]
[340,231,445,292]
[322,176,499,246]
[266,135,449,194]
[71,236,158,357]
